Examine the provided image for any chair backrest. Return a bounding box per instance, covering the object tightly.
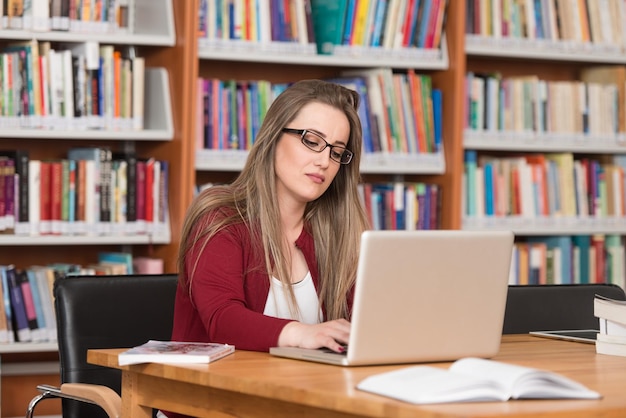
[54,274,178,418]
[502,283,626,334]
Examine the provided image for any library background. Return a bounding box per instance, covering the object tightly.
[1,0,626,416]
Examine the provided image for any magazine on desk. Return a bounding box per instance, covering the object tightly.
[118,340,235,366]
[357,357,601,404]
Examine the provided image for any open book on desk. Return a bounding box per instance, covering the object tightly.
[118,340,235,366]
[357,357,601,404]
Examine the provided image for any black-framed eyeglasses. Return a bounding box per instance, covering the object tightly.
[281,128,353,165]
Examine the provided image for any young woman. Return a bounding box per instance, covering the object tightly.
[173,79,369,354]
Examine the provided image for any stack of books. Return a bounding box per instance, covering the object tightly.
[594,295,626,357]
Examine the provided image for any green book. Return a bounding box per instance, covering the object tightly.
[572,235,590,284]
[310,0,348,54]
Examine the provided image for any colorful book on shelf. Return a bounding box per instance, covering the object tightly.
[356,357,601,404]
[24,269,48,341]
[341,0,357,46]
[325,76,375,153]
[310,0,349,54]
[0,160,5,231]
[3,39,40,121]
[118,340,235,366]
[30,266,57,342]
[369,0,389,47]
[4,266,32,342]
[342,68,394,153]
[98,252,133,274]
[431,88,442,152]
[0,265,15,343]
[464,150,477,217]
[580,65,626,133]
[15,269,43,342]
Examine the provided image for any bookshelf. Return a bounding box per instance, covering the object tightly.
[194,1,466,232]
[0,0,198,416]
[463,1,626,288]
[1,0,461,415]
[4,0,626,413]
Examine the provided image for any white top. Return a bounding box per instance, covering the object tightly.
[263,271,322,324]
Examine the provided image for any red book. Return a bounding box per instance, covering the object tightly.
[511,167,521,216]
[144,159,154,224]
[135,159,146,225]
[424,0,442,48]
[591,235,606,284]
[49,160,62,235]
[75,159,86,224]
[39,161,51,235]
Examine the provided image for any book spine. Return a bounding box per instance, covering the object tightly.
[38,161,51,235]
[0,267,16,343]
[6,266,32,342]
[48,160,62,235]
[135,159,146,233]
[21,269,48,341]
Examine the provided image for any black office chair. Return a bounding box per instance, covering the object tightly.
[26,274,179,418]
[502,283,626,334]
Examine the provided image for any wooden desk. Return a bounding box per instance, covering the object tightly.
[88,335,626,418]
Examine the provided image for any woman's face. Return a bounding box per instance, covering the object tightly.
[274,102,350,208]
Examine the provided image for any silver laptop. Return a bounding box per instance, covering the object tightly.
[270,229,514,366]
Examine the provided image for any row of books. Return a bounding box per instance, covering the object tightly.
[359,182,440,231]
[1,39,145,131]
[594,294,626,357]
[510,235,625,288]
[196,70,442,156]
[0,148,169,237]
[466,0,626,50]
[465,67,626,136]
[197,181,441,231]
[0,253,163,344]
[464,151,626,220]
[197,0,448,55]
[311,0,448,54]
[196,78,285,152]
[198,0,314,47]
[336,69,442,154]
[1,0,128,33]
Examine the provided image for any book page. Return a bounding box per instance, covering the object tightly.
[357,365,509,404]
[450,358,601,400]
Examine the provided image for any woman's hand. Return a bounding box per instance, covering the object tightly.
[278,319,351,353]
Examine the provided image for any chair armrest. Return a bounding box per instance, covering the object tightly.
[61,383,122,418]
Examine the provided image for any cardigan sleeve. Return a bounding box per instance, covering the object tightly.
[174,223,294,352]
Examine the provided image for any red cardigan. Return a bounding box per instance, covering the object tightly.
[171,218,320,352]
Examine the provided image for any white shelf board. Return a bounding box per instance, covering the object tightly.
[464,130,626,154]
[0,232,170,246]
[0,68,173,140]
[0,29,173,46]
[0,0,175,46]
[0,341,58,354]
[465,34,626,63]
[360,152,446,174]
[198,38,449,70]
[463,217,626,235]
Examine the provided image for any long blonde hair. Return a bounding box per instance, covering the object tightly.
[178,79,369,320]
